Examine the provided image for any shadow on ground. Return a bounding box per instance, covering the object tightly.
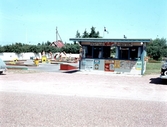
[150,77,167,85]
[63,70,79,74]
[0,73,6,76]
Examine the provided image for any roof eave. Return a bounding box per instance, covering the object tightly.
[69,38,152,43]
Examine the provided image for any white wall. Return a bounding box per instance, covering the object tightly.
[0,52,79,61]
[0,52,40,61]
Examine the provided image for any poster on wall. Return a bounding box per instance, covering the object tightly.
[94,60,100,70]
[81,60,86,69]
[114,60,120,68]
[120,61,131,69]
[130,61,136,70]
[85,59,94,70]
[104,60,114,72]
[117,60,138,71]
[136,61,142,70]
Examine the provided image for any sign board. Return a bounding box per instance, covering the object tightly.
[104,42,115,46]
[114,60,120,68]
[90,42,115,46]
[94,60,100,70]
[136,61,142,70]
[85,59,94,70]
[90,42,104,46]
[104,60,115,72]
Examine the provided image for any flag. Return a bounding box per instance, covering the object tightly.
[104,27,109,34]
[124,35,127,39]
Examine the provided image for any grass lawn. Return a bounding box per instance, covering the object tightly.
[145,62,163,75]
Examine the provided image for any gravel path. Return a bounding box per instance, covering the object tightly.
[1,92,167,127]
[1,70,167,101]
[0,70,167,127]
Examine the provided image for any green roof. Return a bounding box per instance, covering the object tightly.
[69,38,152,43]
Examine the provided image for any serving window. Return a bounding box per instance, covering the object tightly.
[84,45,116,59]
[119,46,141,60]
[120,47,129,59]
[130,47,138,60]
[93,46,102,58]
[83,45,141,60]
[84,46,92,58]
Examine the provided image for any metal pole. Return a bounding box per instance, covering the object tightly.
[141,45,144,75]
[56,27,58,42]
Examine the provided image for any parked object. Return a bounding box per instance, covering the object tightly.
[160,60,167,79]
[0,58,7,74]
[34,58,39,66]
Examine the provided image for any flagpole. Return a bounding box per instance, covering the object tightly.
[56,27,58,42]
[25,28,28,44]
[103,31,105,38]
[103,27,109,38]
[103,27,106,38]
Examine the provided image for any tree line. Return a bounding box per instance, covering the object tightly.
[0,26,100,54]
[0,26,166,60]
[0,42,80,54]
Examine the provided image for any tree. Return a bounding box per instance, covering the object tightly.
[76,30,81,38]
[45,41,51,46]
[12,43,23,54]
[81,26,101,38]
[162,45,167,57]
[82,29,89,38]
[22,44,30,52]
[89,26,100,38]
[0,45,4,53]
[147,38,167,60]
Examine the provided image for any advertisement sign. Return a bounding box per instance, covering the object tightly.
[136,61,142,70]
[104,42,115,46]
[85,59,94,70]
[104,60,114,72]
[114,60,120,68]
[94,60,100,70]
[120,61,131,69]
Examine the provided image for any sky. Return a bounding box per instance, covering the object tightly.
[0,0,167,45]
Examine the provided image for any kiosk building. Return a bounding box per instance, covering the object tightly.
[70,38,151,75]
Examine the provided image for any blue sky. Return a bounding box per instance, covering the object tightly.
[0,0,166,45]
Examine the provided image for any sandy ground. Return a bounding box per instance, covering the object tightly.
[1,70,167,101]
[0,70,167,127]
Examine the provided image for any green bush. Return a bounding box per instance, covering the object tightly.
[148,59,161,63]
